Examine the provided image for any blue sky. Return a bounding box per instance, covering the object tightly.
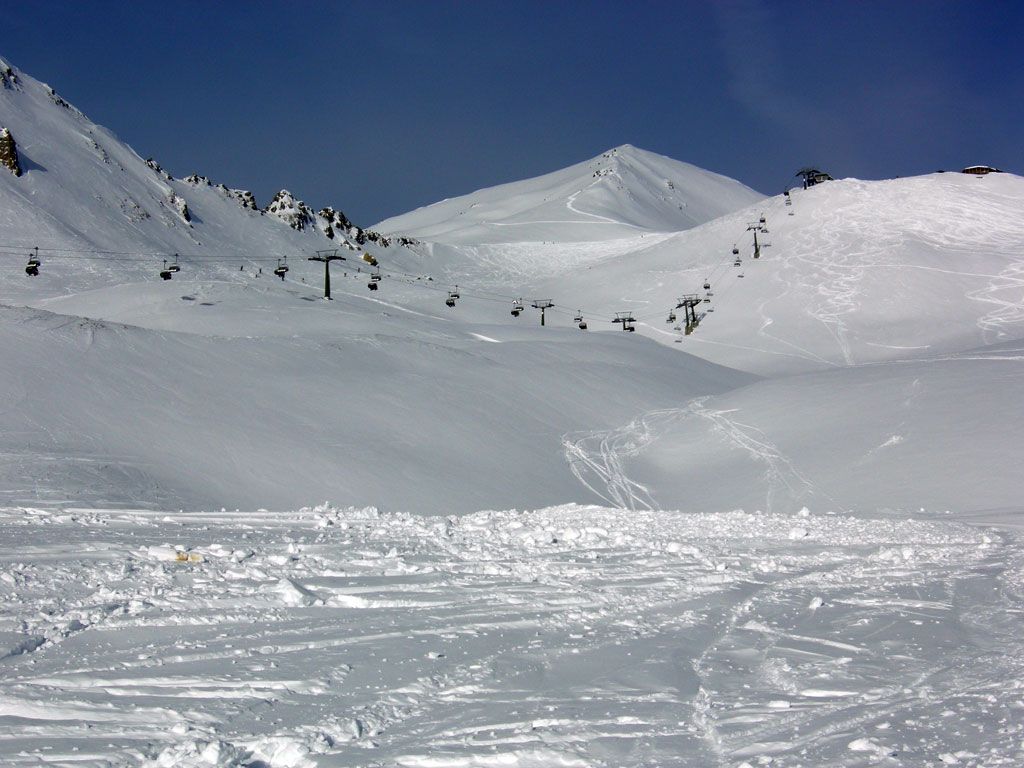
[4,1,1022,224]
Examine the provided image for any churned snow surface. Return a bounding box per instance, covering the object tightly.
[2,52,1024,767]
[3,503,1021,767]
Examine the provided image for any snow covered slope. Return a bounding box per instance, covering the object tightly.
[565,337,1024,517]
[526,172,1024,375]
[0,300,748,513]
[0,54,411,296]
[374,144,764,244]
[3,54,1024,768]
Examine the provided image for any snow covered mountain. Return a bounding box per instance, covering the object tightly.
[374,144,764,244]
[524,171,1024,375]
[4,53,1024,768]
[0,54,409,297]
[0,54,752,513]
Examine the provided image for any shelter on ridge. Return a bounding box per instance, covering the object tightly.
[961,165,1001,175]
[795,167,833,188]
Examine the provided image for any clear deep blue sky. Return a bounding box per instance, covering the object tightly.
[4,1,1022,224]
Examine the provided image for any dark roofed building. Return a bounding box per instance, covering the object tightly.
[961,165,1001,175]
[796,167,833,188]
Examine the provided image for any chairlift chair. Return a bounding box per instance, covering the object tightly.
[159,259,173,280]
[368,268,381,290]
[450,286,460,300]
[274,258,289,280]
[734,258,742,267]
[168,255,181,273]
[578,318,588,330]
[732,245,739,256]
[446,287,459,307]
[25,255,41,276]
[703,281,711,290]
[759,215,766,224]
[667,311,676,323]
[511,299,524,317]
[445,297,456,307]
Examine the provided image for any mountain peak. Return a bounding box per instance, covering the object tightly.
[375,146,764,244]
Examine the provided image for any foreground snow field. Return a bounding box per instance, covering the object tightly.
[2,503,1021,768]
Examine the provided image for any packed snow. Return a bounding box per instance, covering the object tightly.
[2,53,1024,766]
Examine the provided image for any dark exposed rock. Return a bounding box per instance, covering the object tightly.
[317,206,414,248]
[0,63,19,90]
[167,192,191,223]
[0,127,22,177]
[145,158,173,180]
[230,189,259,211]
[183,173,212,186]
[265,190,315,231]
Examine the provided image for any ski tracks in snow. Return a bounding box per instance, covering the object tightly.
[0,506,1019,767]
[563,399,815,514]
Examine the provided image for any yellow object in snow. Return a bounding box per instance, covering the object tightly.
[175,551,204,563]
[362,252,378,267]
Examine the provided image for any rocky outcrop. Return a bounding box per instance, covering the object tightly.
[230,189,259,211]
[183,173,211,186]
[265,190,315,231]
[167,191,191,224]
[318,206,415,248]
[1,62,20,90]
[146,158,173,180]
[0,127,22,177]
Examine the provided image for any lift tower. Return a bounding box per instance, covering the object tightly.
[531,299,554,326]
[676,294,702,335]
[308,249,346,299]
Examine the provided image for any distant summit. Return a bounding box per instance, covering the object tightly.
[374,144,764,245]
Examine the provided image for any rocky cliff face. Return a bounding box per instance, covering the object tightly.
[0,127,21,177]
[265,190,315,231]
[318,205,414,248]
